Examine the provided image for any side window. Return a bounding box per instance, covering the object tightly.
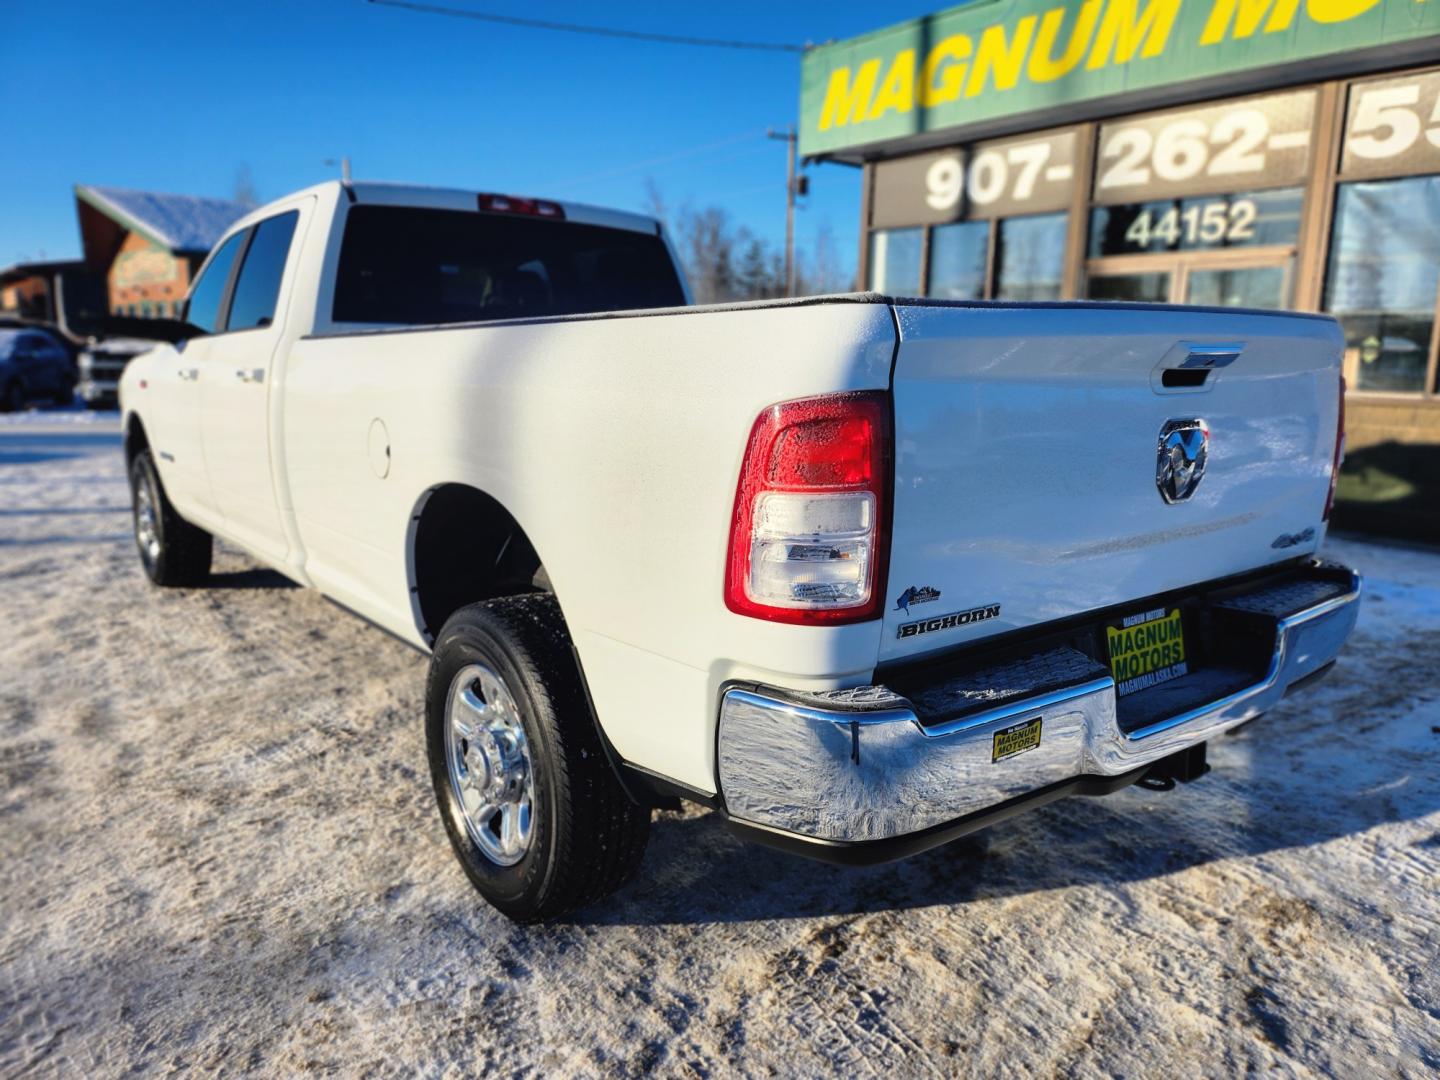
[186,230,248,335]
[225,211,299,331]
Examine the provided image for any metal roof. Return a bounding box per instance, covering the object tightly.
[74,185,252,253]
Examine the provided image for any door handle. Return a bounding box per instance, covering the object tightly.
[177,368,198,381]
[234,368,265,384]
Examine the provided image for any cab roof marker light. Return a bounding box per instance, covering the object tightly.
[477,193,566,220]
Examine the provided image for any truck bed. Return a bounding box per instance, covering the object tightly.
[286,292,1341,792]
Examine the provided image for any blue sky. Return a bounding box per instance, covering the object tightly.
[1,1,938,278]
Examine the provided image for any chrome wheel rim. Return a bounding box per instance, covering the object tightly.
[134,475,161,564]
[444,662,535,866]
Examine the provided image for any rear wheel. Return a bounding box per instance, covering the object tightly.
[426,594,650,922]
[129,449,212,586]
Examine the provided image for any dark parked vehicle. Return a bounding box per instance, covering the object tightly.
[0,328,77,411]
[77,337,156,409]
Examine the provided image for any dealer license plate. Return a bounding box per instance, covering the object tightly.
[1106,607,1188,697]
[991,717,1042,762]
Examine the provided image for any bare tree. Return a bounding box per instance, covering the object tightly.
[681,207,741,304]
[736,233,785,301]
[233,164,258,206]
[643,179,669,233]
[808,223,852,294]
[644,181,853,303]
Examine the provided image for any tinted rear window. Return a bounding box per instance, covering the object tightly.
[332,205,684,326]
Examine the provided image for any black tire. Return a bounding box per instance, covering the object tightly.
[128,449,212,586]
[0,381,24,413]
[426,594,650,922]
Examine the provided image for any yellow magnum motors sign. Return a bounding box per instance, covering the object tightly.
[992,716,1043,761]
[799,0,1440,156]
[1106,607,1188,695]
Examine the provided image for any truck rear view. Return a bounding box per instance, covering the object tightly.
[119,179,1359,923]
[716,300,1356,860]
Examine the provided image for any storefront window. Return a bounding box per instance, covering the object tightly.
[1088,272,1170,303]
[994,213,1065,301]
[1323,176,1440,394]
[867,228,922,295]
[926,221,988,300]
[1089,188,1302,258]
[1187,265,1289,309]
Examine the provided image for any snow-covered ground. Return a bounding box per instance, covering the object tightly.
[1,415,1437,1076]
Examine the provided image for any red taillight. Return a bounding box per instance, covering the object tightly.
[725,391,892,625]
[1323,374,1346,522]
[769,414,878,487]
[477,193,565,219]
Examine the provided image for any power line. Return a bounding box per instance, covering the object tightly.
[366,0,810,53]
[549,132,769,190]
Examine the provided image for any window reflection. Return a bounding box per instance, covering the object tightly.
[995,213,1065,301]
[867,228,922,296]
[927,221,988,300]
[1088,272,1170,303]
[1186,265,1288,309]
[1090,188,1302,257]
[185,230,246,335]
[1323,176,1440,394]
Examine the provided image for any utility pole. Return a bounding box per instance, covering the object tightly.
[768,127,799,297]
[324,157,353,182]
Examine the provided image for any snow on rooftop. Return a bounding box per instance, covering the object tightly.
[78,185,252,253]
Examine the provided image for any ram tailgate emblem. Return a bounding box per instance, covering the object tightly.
[1156,418,1209,504]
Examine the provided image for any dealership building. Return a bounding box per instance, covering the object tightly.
[800,0,1440,539]
[74,185,250,319]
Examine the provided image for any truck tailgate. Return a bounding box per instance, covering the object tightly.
[880,302,1343,663]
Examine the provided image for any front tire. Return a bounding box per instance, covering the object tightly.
[426,595,650,923]
[129,449,212,586]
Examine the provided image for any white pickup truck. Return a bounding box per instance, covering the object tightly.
[120,180,1360,922]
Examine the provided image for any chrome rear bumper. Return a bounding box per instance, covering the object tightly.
[717,565,1361,852]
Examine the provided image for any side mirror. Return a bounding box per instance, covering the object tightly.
[162,318,207,343]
